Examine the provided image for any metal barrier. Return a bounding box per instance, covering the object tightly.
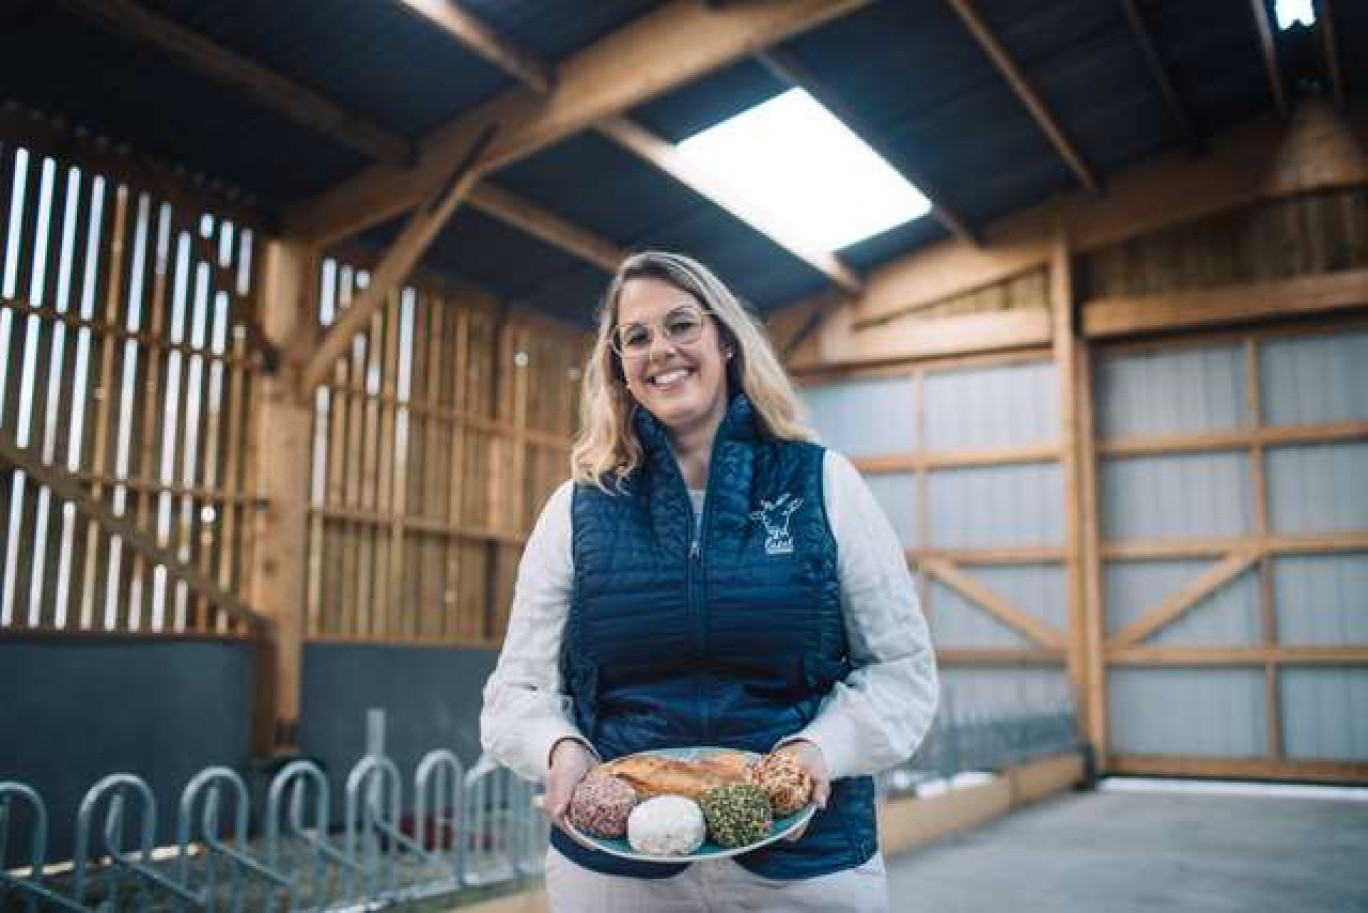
[0,749,546,913]
[2,698,1076,911]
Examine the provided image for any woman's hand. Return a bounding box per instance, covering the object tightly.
[778,739,830,842]
[544,737,597,838]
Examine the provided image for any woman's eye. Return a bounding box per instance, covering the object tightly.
[621,327,649,348]
[666,316,699,337]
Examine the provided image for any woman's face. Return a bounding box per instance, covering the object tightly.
[615,277,731,437]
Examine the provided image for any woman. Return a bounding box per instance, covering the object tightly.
[480,251,938,912]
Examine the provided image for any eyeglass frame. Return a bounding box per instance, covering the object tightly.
[608,302,718,360]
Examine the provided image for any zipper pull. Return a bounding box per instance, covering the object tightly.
[690,539,700,561]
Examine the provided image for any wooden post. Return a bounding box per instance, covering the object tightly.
[1076,333,1108,769]
[1051,229,1092,747]
[248,238,319,754]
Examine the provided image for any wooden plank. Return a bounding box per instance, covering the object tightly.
[1249,0,1288,117]
[1051,229,1090,747]
[1119,0,1198,151]
[920,555,1066,649]
[1319,0,1346,110]
[596,116,863,294]
[300,126,495,393]
[838,104,1368,330]
[469,182,625,274]
[793,308,1052,371]
[284,0,870,244]
[1107,754,1368,783]
[1107,646,1368,665]
[911,546,1067,565]
[396,0,554,94]
[0,430,268,632]
[947,0,1098,192]
[444,307,470,640]
[1106,551,1261,648]
[1097,419,1368,455]
[1245,335,1282,761]
[1076,341,1108,765]
[756,48,978,246]
[59,0,413,166]
[852,443,1060,474]
[1082,268,1368,338]
[1102,533,1368,559]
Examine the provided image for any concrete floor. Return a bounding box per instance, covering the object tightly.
[885,786,1368,913]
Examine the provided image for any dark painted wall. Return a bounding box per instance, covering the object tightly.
[0,639,255,863]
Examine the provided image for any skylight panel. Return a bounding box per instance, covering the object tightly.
[676,88,931,252]
[1274,0,1315,30]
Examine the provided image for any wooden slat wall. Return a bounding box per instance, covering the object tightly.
[0,135,264,638]
[306,259,584,646]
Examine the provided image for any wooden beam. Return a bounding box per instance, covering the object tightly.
[1119,0,1199,151]
[595,116,863,294]
[852,443,1059,474]
[285,0,870,244]
[300,125,495,394]
[1106,551,1261,648]
[1098,420,1368,456]
[248,239,320,753]
[1107,646,1368,665]
[1103,533,1368,559]
[0,430,269,635]
[1107,754,1368,783]
[1082,268,1368,338]
[829,103,1368,331]
[920,556,1067,649]
[396,0,555,94]
[947,0,1099,192]
[756,48,979,246]
[792,307,1052,371]
[912,546,1068,565]
[1076,339,1109,768]
[1316,0,1346,110]
[1250,0,1289,117]
[59,0,413,168]
[469,181,625,273]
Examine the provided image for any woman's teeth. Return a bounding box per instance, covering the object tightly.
[652,369,691,386]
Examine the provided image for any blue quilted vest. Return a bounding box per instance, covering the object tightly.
[552,393,878,880]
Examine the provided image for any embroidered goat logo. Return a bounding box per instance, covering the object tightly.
[750,493,803,556]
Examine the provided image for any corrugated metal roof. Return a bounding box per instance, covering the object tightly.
[459,0,664,64]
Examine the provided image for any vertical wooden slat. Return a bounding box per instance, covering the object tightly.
[913,368,930,621]
[339,267,364,637]
[445,306,470,640]
[375,287,402,638]
[1076,340,1107,769]
[356,299,384,637]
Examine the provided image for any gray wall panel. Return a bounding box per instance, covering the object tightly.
[1273,554,1368,646]
[1108,668,1266,757]
[1260,330,1368,426]
[799,377,916,457]
[1104,560,1261,646]
[1266,442,1368,534]
[1100,452,1252,540]
[864,471,917,548]
[929,581,1034,649]
[1279,668,1368,761]
[1096,343,1247,438]
[939,667,1072,715]
[927,463,1063,547]
[923,360,1058,450]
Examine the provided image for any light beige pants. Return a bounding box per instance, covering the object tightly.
[544,845,890,913]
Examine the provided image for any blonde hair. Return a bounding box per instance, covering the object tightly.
[571,251,814,492]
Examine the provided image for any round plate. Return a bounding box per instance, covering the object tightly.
[564,746,817,863]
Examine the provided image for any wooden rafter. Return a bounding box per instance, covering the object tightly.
[470,182,626,274]
[596,116,863,294]
[1316,0,1346,110]
[756,48,980,246]
[0,430,270,635]
[1119,0,1199,151]
[59,0,413,168]
[920,556,1066,649]
[948,0,1099,192]
[284,0,870,244]
[1106,551,1260,648]
[1249,0,1289,116]
[395,0,555,94]
[300,126,496,393]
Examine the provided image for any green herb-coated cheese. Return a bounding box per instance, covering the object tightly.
[700,784,773,848]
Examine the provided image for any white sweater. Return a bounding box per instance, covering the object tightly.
[479,450,940,783]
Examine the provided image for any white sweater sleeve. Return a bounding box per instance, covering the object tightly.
[479,480,592,783]
[780,451,941,781]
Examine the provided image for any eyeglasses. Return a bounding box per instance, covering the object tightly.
[610,303,712,359]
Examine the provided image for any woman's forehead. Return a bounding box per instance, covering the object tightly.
[617,277,697,321]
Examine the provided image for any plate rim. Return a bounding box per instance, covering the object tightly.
[563,745,817,863]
